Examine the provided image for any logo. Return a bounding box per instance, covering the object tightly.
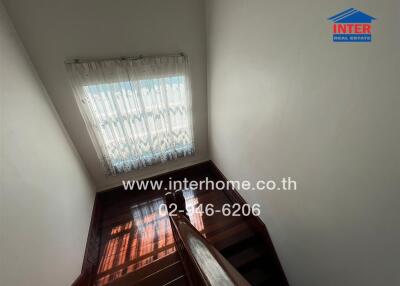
[328,8,376,42]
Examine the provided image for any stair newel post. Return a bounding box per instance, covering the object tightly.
[174,189,189,220]
[165,191,175,214]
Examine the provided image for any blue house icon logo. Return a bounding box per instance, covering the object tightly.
[328,8,376,42]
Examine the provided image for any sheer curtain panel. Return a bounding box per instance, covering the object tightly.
[66,55,194,175]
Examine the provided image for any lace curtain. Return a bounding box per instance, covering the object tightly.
[66,55,194,175]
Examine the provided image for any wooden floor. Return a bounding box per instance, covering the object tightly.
[91,162,288,286]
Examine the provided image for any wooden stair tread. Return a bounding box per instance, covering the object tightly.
[162,275,188,286]
[208,221,255,251]
[96,253,180,286]
[242,266,270,286]
[226,245,265,269]
[236,254,288,286]
[104,260,184,286]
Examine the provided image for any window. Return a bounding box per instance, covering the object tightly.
[66,55,194,175]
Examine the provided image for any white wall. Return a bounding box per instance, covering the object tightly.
[0,3,95,285]
[206,0,400,285]
[2,0,209,190]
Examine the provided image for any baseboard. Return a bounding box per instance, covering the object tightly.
[97,160,213,198]
[207,160,268,228]
[72,194,102,286]
[97,158,211,192]
[207,161,248,206]
[207,160,289,285]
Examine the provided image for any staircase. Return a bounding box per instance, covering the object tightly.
[76,224,286,286]
[74,161,288,286]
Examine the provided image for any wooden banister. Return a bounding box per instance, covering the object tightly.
[165,192,251,286]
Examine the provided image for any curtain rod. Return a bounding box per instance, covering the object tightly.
[65,52,186,64]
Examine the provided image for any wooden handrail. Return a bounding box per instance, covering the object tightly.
[165,191,251,286]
